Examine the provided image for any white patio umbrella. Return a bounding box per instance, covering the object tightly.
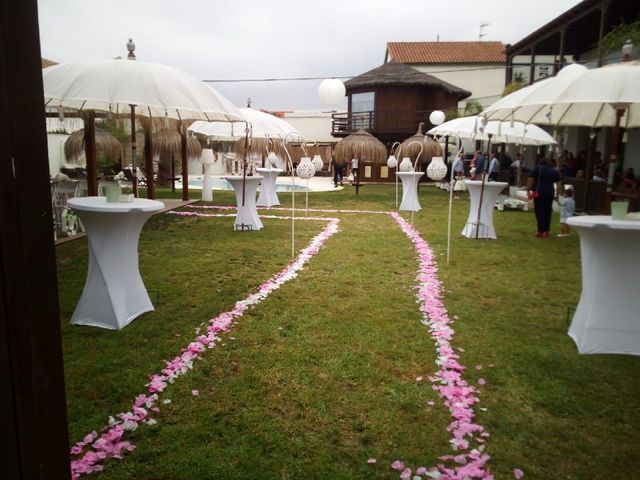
[43,59,243,197]
[189,108,301,140]
[428,115,557,146]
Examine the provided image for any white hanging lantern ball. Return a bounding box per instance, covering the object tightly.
[427,156,447,181]
[296,156,315,179]
[399,157,413,172]
[312,154,324,171]
[429,110,446,126]
[267,151,279,167]
[200,148,215,165]
[318,78,346,106]
[387,154,397,169]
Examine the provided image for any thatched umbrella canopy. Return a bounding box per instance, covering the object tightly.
[399,123,443,169]
[64,128,122,164]
[152,128,202,158]
[233,136,288,160]
[334,127,387,166]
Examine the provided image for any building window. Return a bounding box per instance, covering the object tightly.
[351,92,375,129]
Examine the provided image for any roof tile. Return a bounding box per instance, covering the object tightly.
[387,41,506,64]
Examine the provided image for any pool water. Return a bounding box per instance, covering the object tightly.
[187,178,310,192]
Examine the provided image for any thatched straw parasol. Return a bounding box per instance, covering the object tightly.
[334,127,387,166]
[399,123,442,169]
[234,136,288,159]
[152,128,202,158]
[64,128,122,163]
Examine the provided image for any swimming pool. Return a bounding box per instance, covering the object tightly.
[186,178,310,192]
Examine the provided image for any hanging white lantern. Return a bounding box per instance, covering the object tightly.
[429,110,445,126]
[427,156,447,180]
[318,78,346,106]
[387,154,397,169]
[312,154,324,171]
[267,151,279,167]
[399,157,413,172]
[296,156,315,179]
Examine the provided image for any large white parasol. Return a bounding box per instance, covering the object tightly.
[43,58,243,197]
[428,115,557,146]
[188,108,301,140]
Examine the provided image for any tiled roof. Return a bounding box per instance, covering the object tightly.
[387,41,506,64]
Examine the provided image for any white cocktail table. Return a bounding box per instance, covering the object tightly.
[567,215,640,355]
[224,175,264,230]
[397,171,425,211]
[461,180,508,239]
[256,167,283,207]
[67,196,164,329]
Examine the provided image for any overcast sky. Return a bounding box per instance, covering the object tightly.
[37,0,582,111]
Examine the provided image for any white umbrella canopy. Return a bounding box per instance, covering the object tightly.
[428,115,556,146]
[481,62,640,128]
[480,63,588,124]
[188,108,301,141]
[43,59,244,122]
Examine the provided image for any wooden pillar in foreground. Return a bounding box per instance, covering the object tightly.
[180,122,189,201]
[83,111,98,195]
[0,0,71,478]
[144,126,155,199]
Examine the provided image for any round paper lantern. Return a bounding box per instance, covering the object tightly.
[318,78,346,106]
[399,157,413,172]
[427,156,447,180]
[312,154,324,171]
[387,154,397,169]
[296,156,315,179]
[429,110,446,126]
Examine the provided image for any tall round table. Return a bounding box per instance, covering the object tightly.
[256,167,283,207]
[461,180,508,239]
[567,215,640,355]
[67,196,165,329]
[397,171,425,212]
[224,175,264,231]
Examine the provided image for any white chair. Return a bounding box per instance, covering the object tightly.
[51,180,79,237]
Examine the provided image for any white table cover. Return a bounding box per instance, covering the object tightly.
[67,196,164,329]
[255,167,283,207]
[567,215,640,355]
[461,180,508,239]
[224,175,264,230]
[397,172,425,211]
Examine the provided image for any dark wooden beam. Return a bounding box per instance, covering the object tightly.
[180,123,189,201]
[83,111,98,196]
[0,1,71,478]
[144,127,155,199]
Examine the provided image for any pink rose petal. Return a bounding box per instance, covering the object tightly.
[514,468,524,479]
[191,389,199,397]
[367,458,377,464]
[478,378,486,385]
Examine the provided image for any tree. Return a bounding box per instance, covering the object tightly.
[463,99,482,116]
[600,19,640,56]
[502,71,526,97]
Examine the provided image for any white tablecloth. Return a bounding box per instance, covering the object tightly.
[567,215,640,355]
[256,167,283,207]
[225,175,264,230]
[461,180,508,239]
[397,172,425,211]
[67,196,164,329]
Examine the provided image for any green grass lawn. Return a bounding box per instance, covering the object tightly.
[56,185,640,479]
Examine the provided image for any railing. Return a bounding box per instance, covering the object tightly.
[331,110,434,137]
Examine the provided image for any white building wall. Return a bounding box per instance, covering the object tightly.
[412,63,505,109]
[281,111,336,144]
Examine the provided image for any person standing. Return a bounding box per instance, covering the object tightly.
[351,158,359,180]
[510,153,525,186]
[488,153,500,181]
[332,158,344,187]
[451,152,466,199]
[527,158,560,237]
[557,187,575,237]
[474,150,486,179]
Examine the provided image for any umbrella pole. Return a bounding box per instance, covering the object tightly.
[306,179,309,217]
[83,110,98,196]
[180,123,189,201]
[130,105,138,197]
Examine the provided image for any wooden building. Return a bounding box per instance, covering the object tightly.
[330,60,470,145]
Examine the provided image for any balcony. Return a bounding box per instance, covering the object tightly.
[331,110,435,138]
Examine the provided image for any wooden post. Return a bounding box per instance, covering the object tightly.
[130,105,138,197]
[180,123,189,201]
[596,1,609,67]
[144,126,155,199]
[529,45,536,85]
[1,0,71,478]
[83,110,98,195]
[605,108,625,213]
